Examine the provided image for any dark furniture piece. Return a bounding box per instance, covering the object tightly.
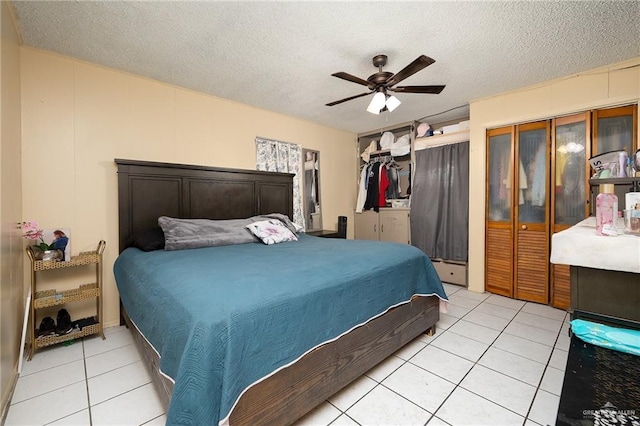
[570,266,640,325]
[307,229,341,238]
[115,158,294,253]
[551,217,639,326]
[307,215,347,238]
[557,330,640,425]
[114,159,440,425]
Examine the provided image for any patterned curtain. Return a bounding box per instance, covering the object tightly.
[255,137,304,228]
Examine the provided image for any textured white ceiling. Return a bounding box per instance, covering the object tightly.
[11,1,640,133]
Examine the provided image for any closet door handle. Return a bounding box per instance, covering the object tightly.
[381,224,384,233]
[521,224,528,230]
[374,224,377,232]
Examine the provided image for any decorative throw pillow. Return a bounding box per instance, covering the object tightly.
[246,219,298,245]
[126,227,166,251]
[158,216,257,251]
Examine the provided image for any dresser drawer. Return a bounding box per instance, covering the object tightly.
[432,260,467,286]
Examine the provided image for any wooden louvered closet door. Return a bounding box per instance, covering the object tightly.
[486,107,635,308]
[550,113,591,309]
[514,121,551,303]
[485,127,515,297]
[485,123,551,304]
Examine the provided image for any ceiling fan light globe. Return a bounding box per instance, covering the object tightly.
[366,92,386,114]
[365,102,381,114]
[386,95,401,112]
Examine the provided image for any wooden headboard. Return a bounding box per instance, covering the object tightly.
[115,159,294,253]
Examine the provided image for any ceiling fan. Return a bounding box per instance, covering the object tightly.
[326,54,446,114]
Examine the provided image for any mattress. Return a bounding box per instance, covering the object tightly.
[114,234,447,425]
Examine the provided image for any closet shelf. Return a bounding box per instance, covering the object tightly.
[415,129,470,151]
[589,177,640,185]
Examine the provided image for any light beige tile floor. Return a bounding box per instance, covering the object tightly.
[6,283,568,425]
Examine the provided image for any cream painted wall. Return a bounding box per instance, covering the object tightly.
[20,47,356,328]
[468,58,640,293]
[0,0,23,417]
[18,42,639,338]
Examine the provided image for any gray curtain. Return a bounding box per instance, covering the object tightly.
[410,141,469,261]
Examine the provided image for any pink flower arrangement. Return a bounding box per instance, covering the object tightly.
[19,221,52,250]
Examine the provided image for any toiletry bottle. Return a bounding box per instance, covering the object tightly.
[618,151,628,177]
[631,203,640,233]
[627,157,635,178]
[596,184,618,236]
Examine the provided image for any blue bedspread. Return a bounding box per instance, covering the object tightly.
[114,234,447,425]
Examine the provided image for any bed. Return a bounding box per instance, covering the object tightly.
[113,158,447,425]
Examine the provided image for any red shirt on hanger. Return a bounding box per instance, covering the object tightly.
[379,163,389,207]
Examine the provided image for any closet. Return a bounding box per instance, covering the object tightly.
[486,105,637,309]
[486,122,551,304]
[550,113,591,309]
[412,130,470,287]
[593,105,637,155]
[354,122,414,243]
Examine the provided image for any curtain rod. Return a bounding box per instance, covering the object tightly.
[255,136,299,146]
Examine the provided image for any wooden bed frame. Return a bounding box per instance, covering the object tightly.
[115,158,440,425]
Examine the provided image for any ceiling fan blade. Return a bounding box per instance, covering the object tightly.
[390,85,446,94]
[386,55,436,87]
[326,92,372,106]
[331,72,374,88]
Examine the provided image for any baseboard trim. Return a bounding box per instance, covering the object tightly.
[0,368,19,425]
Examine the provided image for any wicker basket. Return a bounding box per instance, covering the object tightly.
[33,283,99,309]
[32,251,100,271]
[35,322,101,348]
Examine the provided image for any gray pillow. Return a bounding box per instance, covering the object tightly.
[158,216,258,251]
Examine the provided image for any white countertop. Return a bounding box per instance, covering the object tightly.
[550,217,640,273]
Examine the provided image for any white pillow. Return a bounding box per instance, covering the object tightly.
[246,219,298,245]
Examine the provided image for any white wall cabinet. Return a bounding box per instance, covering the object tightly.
[354,208,410,244]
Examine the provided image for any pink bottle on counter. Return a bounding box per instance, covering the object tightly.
[596,184,618,236]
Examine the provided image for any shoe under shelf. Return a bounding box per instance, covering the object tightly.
[34,322,102,349]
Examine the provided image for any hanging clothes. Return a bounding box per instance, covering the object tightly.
[357,156,405,212]
[355,166,369,213]
[378,163,389,207]
[505,160,528,205]
[530,143,547,206]
[363,162,381,212]
[386,166,401,200]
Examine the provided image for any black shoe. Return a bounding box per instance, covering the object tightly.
[56,309,72,335]
[38,317,56,337]
[71,317,97,330]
